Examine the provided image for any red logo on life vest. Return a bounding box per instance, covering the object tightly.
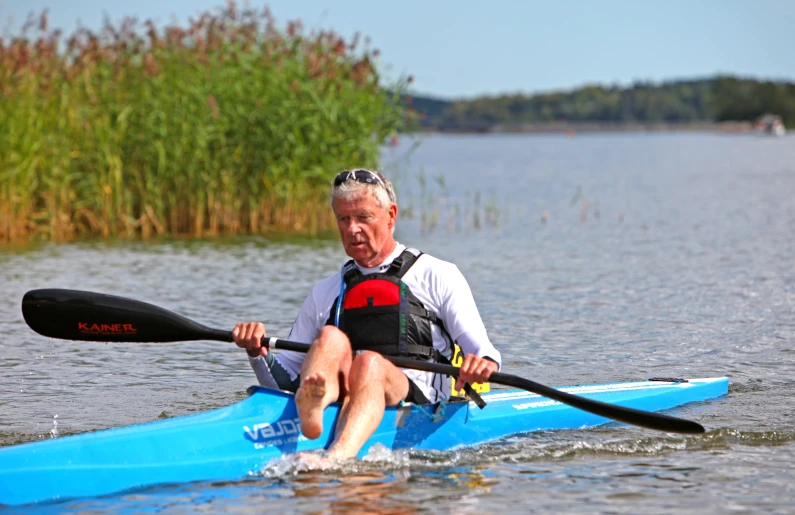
[343,281,400,309]
[78,322,138,335]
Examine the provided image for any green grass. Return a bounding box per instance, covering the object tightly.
[0,3,408,242]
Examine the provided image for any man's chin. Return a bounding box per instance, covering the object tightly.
[346,246,370,261]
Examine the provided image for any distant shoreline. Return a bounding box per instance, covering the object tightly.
[406,76,794,135]
[419,121,756,134]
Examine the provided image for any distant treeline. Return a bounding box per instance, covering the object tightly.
[407,77,795,131]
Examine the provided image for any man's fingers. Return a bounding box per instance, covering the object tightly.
[233,322,266,349]
[457,357,474,390]
[243,324,256,343]
[459,355,480,377]
[473,360,491,379]
[457,355,496,388]
[232,324,246,347]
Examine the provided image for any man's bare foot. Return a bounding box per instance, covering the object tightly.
[294,451,345,470]
[295,451,326,466]
[295,373,327,439]
[325,448,356,461]
[296,451,322,460]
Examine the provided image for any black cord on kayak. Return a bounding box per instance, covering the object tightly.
[463,383,487,409]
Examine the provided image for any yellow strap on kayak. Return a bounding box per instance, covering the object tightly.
[450,344,491,395]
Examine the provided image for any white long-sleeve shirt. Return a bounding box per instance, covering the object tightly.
[251,243,500,402]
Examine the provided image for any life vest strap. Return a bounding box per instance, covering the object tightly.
[402,344,449,363]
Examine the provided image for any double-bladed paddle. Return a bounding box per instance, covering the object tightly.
[21,288,706,434]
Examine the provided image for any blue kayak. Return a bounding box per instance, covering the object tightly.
[0,377,728,506]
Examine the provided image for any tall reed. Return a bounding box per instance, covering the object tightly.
[0,2,408,242]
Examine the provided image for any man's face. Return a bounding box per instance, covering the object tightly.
[332,191,397,268]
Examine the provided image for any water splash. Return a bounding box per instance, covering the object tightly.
[257,445,413,477]
[49,414,58,438]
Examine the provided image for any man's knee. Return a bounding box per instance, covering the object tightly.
[349,352,408,403]
[313,325,352,352]
[315,325,348,344]
[349,351,388,380]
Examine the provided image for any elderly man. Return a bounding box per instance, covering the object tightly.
[232,169,500,460]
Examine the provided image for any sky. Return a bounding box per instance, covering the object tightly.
[1,0,793,99]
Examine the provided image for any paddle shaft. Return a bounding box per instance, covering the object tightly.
[22,288,706,434]
[267,337,704,434]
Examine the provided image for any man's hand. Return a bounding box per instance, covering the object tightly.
[232,322,268,358]
[455,354,498,391]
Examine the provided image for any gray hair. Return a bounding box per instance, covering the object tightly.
[330,169,397,211]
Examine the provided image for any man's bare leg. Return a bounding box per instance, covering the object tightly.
[296,326,352,439]
[325,351,410,460]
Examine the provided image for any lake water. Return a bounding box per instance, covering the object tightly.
[1,132,794,513]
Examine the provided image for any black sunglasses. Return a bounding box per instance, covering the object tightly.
[333,169,385,188]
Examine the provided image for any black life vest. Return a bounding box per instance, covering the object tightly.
[326,248,452,361]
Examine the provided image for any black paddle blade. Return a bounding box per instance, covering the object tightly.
[22,289,229,343]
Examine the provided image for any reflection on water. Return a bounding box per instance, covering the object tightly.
[1,133,795,513]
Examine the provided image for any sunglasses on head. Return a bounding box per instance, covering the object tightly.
[333,169,385,188]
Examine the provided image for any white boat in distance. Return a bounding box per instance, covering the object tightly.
[755,114,786,136]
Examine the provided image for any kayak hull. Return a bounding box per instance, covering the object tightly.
[0,377,728,506]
